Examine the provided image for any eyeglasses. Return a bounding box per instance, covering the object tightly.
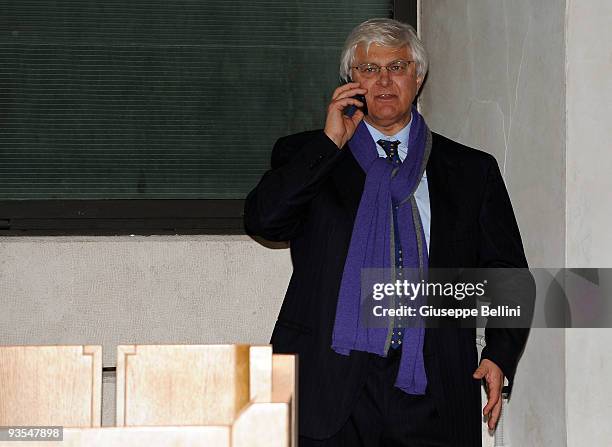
[351,60,415,78]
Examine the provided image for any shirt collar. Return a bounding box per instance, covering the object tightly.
[363,112,412,148]
[362,113,427,179]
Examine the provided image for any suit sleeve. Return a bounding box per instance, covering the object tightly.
[477,154,535,397]
[244,130,345,241]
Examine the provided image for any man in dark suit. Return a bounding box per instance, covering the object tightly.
[245,18,531,447]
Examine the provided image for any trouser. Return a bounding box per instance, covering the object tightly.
[299,347,452,447]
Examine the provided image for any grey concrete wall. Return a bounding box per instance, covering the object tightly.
[419,0,566,269]
[419,1,567,446]
[565,0,612,444]
[0,235,293,425]
[565,0,612,268]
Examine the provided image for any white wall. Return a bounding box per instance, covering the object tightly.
[565,1,612,267]
[0,235,293,425]
[419,0,566,269]
[419,1,567,446]
[420,1,612,445]
[0,236,292,364]
[565,0,612,444]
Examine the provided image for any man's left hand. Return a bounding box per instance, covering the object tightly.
[473,359,504,430]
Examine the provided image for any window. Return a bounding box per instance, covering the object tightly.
[0,0,415,234]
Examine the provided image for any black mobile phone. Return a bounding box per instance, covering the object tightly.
[343,94,368,117]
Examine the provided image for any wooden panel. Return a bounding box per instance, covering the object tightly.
[231,402,290,447]
[116,344,251,426]
[272,354,297,447]
[0,345,101,427]
[249,345,272,402]
[0,426,229,447]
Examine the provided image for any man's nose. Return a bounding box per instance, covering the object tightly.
[376,68,391,86]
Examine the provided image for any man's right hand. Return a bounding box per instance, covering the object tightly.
[323,82,367,148]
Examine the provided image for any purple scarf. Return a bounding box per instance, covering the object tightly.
[331,106,431,394]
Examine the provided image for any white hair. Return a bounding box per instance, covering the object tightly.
[339,18,429,82]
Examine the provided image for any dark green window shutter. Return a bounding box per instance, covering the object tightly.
[0,0,392,199]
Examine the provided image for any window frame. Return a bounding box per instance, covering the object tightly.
[0,199,245,235]
[0,2,415,236]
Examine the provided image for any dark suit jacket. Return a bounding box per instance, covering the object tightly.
[244,129,532,445]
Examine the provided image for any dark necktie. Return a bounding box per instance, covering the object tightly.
[377,139,402,165]
[377,139,405,350]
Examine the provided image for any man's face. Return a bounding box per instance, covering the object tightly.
[351,43,423,134]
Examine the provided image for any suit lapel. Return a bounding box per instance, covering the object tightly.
[426,136,457,268]
[331,147,365,221]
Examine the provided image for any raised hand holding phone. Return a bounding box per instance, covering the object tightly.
[323,82,367,148]
[343,93,368,118]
